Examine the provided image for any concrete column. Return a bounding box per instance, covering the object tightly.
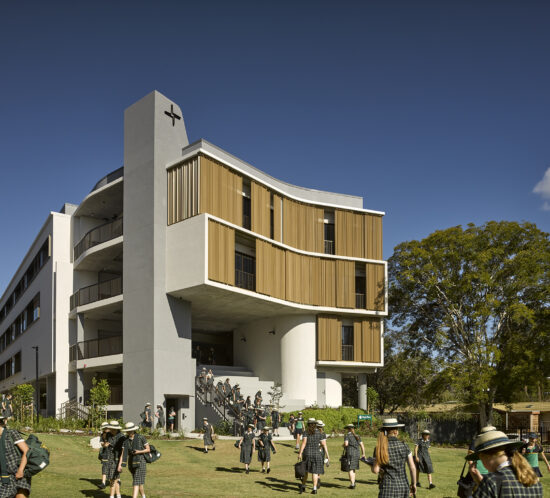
[46,375,56,417]
[323,371,342,407]
[358,373,367,410]
[76,370,85,405]
[77,313,85,342]
[280,315,317,407]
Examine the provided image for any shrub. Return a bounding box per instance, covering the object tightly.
[281,407,370,434]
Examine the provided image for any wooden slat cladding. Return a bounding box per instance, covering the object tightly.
[200,155,243,226]
[208,220,235,285]
[251,181,271,237]
[317,315,342,361]
[283,198,324,253]
[336,260,355,308]
[353,318,381,363]
[365,214,383,260]
[273,194,282,242]
[366,262,385,311]
[335,210,365,258]
[256,239,286,300]
[167,157,200,225]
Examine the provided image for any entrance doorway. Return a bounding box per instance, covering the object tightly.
[192,330,233,366]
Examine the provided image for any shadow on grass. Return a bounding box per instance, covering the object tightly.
[186,445,207,453]
[78,478,103,487]
[333,477,379,485]
[255,476,294,492]
[215,466,248,473]
[79,490,131,498]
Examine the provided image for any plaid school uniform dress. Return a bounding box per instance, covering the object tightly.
[345,432,361,470]
[376,436,411,498]
[105,432,124,481]
[125,434,148,486]
[0,429,31,498]
[303,430,324,475]
[203,424,214,446]
[240,432,254,464]
[257,434,275,463]
[473,464,543,498]
[415,438,433,473]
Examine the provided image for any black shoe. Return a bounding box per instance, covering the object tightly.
[312,490,317,495]
[429,484,436,489]
[262,468,266,473]
[299,485,305,494]
[267,468,271,474]
[246,469,249,474]
[203,449,208,453]
[349,484,355,489]
[98,483,106,489]
[212,447,216,451]
[417,483,421,487]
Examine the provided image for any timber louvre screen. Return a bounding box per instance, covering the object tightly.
[317,315,341,361]
[208,220,235,285]
[167,157,200,225]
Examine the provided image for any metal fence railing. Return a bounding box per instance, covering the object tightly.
[70,277,122,309]
[74,218,123,260]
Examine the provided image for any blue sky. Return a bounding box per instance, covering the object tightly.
[1,1,549,292]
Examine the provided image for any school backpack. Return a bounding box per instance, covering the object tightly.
[22,434,50,477]
[143,444,161,464]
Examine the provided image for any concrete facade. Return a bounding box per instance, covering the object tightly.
[0,90,386,425]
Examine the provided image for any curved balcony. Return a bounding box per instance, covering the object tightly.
[70,277,122,310]
[74,218,123,261]
[91,167,123,193]
[74,167,123,219]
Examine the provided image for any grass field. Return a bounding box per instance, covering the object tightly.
[29,434,550,497]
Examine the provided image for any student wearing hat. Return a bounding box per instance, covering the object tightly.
[298,418,330,494]
[0,412,31,498]
[415,429,435,489]
[344,423,367,490]
[372,418,416,498]
[257,426,276,473]
[202,418,216,453]
[119,422,150,498]
[467,426,496,480]
[467,429,542,497]
[99,421,111,489]
[522,432,550,477]
[294,412,305,450]
[271,407,280,437]
[141,403,152,430]
[104,420,124,498]
[238,424,256,474]
[256,407,267,433]
[316,421,327,488]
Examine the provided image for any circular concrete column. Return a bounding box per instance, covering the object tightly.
[358,373,368,410]
[279,315,317,407]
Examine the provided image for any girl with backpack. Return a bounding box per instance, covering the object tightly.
[257,426,276,473]
[238,424,256,474]
[372,418,417,498]
[0,413,31,498]
[297,418,330,494]
[522,433,550,477]
[119,422,150,498]
[415,429,435,488]
[344,423,366,490]
[104,420,124,498]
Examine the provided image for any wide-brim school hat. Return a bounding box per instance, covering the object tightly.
[145,402,151,406]
[316,420,325,427]
[106,420,121,430]
[122,422,139,432]
[528,432,538,439]
[466,430,524,461]
[379,418,405,430]
[307,418,317,425]
[345,423,355,429]
[421,430,431,435]
[263,426,271,431]
[99,422,109,432]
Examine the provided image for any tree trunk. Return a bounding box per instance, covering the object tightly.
[479,400,494,429]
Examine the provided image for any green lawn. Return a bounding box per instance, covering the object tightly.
[30,434,550,497]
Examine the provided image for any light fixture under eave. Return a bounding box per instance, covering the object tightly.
[268,330,275,335]
[240,337,247,343]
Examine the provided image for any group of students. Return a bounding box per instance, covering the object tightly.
[138,402,177,432]
[98,420,151,498]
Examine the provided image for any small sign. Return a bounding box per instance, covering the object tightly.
[358,414,372,422]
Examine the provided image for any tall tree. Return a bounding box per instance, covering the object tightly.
[389,221,550,426]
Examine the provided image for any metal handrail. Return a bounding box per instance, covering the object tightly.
[74,218,123,260]
[235,270,255,291]
[70,335,123,361]
[70,277,122,310]
[355,293,366,309]
[91,166,123,192]
[342,345,354,361]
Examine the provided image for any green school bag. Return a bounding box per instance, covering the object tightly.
[143,444,161,464]
[22,434,50,477]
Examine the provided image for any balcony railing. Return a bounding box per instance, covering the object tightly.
[324,240,335,255]
[235,270,255,291]
[355,293,366,309]
[70,335,123,361]
[74,218,123,260]
[70,277,122,310]
[91,166,123,193]
[342,345,354,361]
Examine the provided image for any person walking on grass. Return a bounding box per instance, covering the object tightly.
[202,418,215,453]
[257,426,276,473]
[468,429,542,497]
[415,429,435,489]
[522,432,550,477]
[104,420,124,498]
[119,422,150,498]
[344,423,366,490]
[98,421,111,489]
[239,424,256,474]
[0,413,31,498]
[372,418,417,498]
[298,418,330,495]
[271,407,280,437]
[294,412,305,450]
[155,405,165,431]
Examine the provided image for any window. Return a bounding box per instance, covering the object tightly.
[355,263,366,309]
[32,295,40,321]
[270,193,274,239]
[242,181,251,230]
[342,325,354,361]
[235,251,256,291]
[324,210,335,255]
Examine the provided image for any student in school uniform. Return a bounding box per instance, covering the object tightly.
[522,432,550,477]
[316,420,327,488]
[294,412,305,450]
[155,405,165,431]
[119,422,150,498]
[271,407,281,437]
[0,412,31,498]
[223,379,232,400]
[104,420,124,498]
[239,423,256,474]
[298,418,329,494]
[256,408,267,433]
[288,414,296,439]
[167,407,176,433]
[257,426,276,473]
[344,423,366,490]
[415,429,435,488]
[202,418,216,453]
[98,421,111,489]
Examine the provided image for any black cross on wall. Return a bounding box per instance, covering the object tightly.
[164,104,181,126]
